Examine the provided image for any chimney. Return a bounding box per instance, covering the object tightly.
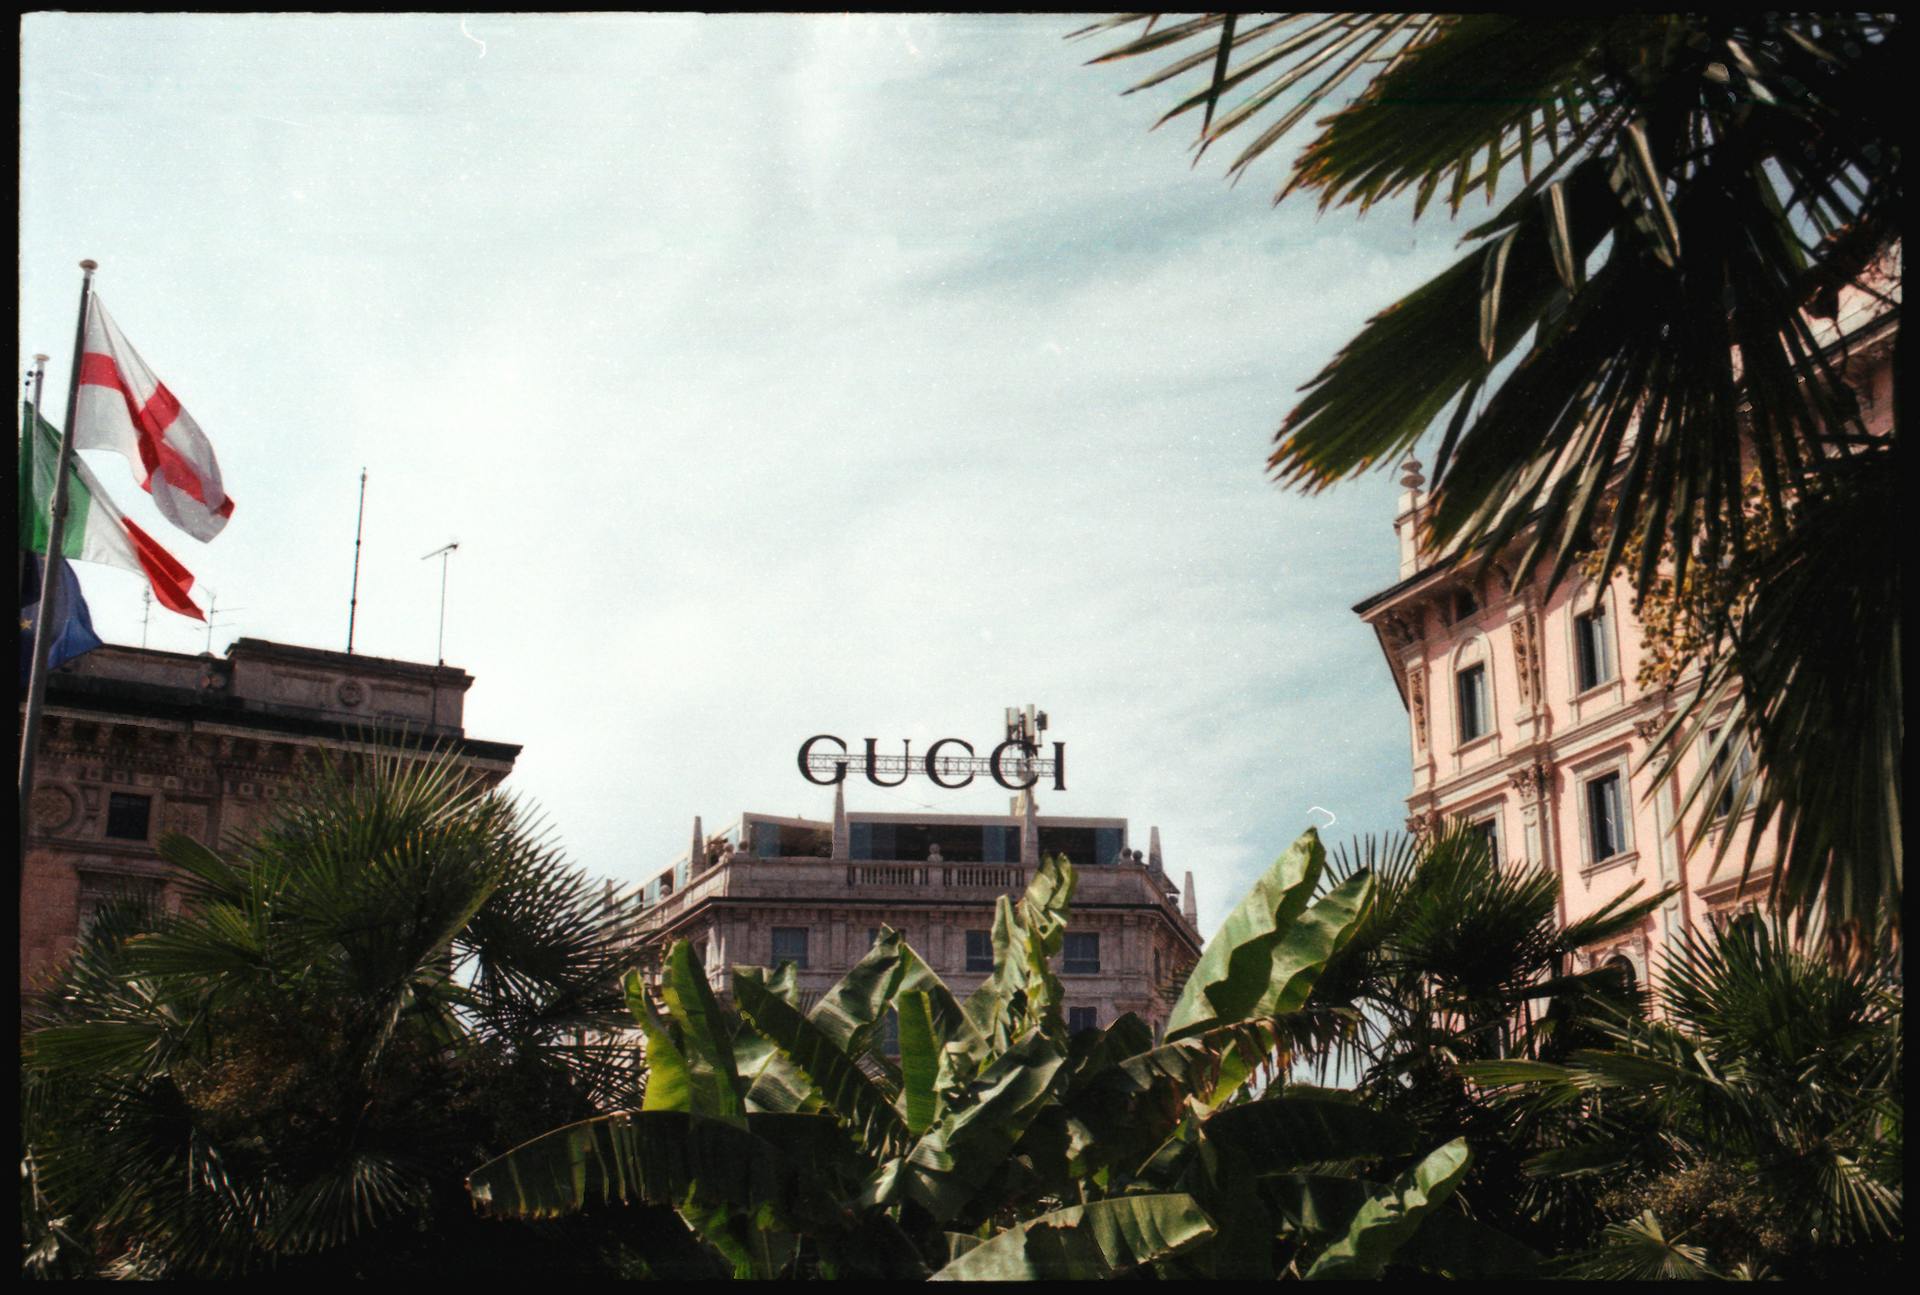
[1148,826,1164,875]
[831,782,849,861]
[690,816,704,872]
[1395,455,1427,578]
[1182,870,1199,929]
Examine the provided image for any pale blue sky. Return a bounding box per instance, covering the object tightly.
[20,13,1462,924]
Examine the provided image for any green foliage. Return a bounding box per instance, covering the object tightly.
[1464,913,1902,1278]
[1079,12,1903,945]
[470,833,1516,1277]
[21,744,644,1279]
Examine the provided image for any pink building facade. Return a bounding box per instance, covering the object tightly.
[1354,282,1896,989]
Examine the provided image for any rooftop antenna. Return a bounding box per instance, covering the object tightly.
[202,590,247,655]
[346,468,367,653]
[421,540,459,665]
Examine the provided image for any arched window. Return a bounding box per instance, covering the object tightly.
[1602,953,1638,992]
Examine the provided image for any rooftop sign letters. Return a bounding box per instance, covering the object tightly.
[798,734,1065,791]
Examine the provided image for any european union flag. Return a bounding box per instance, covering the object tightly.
[20,551,103,686]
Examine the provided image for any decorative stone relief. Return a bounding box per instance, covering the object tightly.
[160,802,210,844]
[1510,607,1544,712]
[1405,665,1429,749]
[1507,760,1552,803]
[1404,809,1440,838]
[31,786,77,833]
[337,679,367,708]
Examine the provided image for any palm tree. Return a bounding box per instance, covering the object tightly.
[21,742,645,1278]
[1075,15,1902,948]
[1465,912,1902,1278]
[1303,822,1672,1256]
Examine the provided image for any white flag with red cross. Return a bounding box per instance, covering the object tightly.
[74,297,235,542]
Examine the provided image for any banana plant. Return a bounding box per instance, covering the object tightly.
[467,829,1536,1278]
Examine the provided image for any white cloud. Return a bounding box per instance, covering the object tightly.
[20,13,1457,930]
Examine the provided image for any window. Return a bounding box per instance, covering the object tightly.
[1601,953,1638,992]
[1063,932,1100,974]
[874,1008,900,1058]
[105,793,151,841]
[771,927,810,970]
[1575,605,1615,691]
[1469,813,1502,864]
[965,929,993,973]
[1068,1006,1099,1035]
[1705,728,1755,820]
[656,870,674,898]
[1451,587,1479,623]
[1456,664,1490,744]
[1586,772,1626,862]
[77,872,163,936]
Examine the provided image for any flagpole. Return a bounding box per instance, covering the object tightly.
[20,260,98,858]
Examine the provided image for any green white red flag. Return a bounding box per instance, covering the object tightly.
[19,402,204,620]
[74,297,235,542]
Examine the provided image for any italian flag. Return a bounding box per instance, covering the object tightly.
[19,403,204,620]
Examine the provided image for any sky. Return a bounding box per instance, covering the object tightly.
[19,13,1467,926]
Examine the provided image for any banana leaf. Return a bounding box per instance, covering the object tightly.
[928,1193,1216,1280]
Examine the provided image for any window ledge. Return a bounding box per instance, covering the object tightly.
[1580,849,1639,879]
[1456,732,1498,757]
[1571,678,1620,704]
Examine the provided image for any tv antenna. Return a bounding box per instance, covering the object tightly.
[421,540,459,665]
[202,590,246,655]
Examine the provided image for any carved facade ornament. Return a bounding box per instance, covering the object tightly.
[1405,665,1429,749]
[31,786,77,833]
[1511,606,1544,711]
[1632,712,1670,744]
[1405,809,1441,838]
[1507,760,1552,803]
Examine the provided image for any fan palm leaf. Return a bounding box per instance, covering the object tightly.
[1079,14,1903,940]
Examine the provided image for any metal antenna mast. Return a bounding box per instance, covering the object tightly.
[421,541,459,665]
[346,468,367,653]
[202,590,247,655]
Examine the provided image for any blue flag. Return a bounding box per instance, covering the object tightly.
[20,551,103,686]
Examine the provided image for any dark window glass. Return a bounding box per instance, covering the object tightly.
[1587,773,1625,861]
[965,929,993,973]
[105,793,151,841]
[1576,607,1615,690]
[1068,1006,1099,1034]
[1602,954,1638,992]
[1452,588,1478,623]
[1037,827,1119,870]
[771,927,809,970]
[1063,931,1100,974]
[981,826,1020,863]
[1471,815,1501,863]
[1707,728,1754,820]
[875,1008,900,1058]
[1456,665,1489,743]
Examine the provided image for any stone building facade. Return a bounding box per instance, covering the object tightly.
[1352,276,1896,990]
[19,637,520,996]
[632,787,1205,1042]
